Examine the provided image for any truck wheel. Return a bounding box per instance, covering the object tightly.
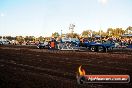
[90,46,96,52]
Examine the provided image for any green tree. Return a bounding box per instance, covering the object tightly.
[38,36,44,42]
[82,30,92,38]
[4,36,16,41]
[92,31,100,36]
[52,32,60,38]
[66,33,79,38]
[16,36,24,43]
[24,36,35,42]
[115,28,125,36]
[107,28,125,37]
[73,33,79,38]
[125,26,132,34]
[66,33,73,38]
[107,28,113,36]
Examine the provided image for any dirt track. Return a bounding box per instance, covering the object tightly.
[0,45,132,88]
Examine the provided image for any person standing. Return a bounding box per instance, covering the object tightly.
[51,41,55,49]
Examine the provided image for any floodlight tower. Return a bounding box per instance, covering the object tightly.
[69,24,75,38]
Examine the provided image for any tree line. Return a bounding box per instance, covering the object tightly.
[1,26,132,42]
[52,26,132,38]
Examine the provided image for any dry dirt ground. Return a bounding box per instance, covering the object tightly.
[0,45,132,88]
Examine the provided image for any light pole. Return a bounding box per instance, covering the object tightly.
[69,24,75,38]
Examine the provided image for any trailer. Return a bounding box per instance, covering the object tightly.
[56,37,80,51]
[57,42,79,51]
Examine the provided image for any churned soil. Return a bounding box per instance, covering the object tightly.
[0,45,132,88]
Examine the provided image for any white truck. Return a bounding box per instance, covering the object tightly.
[0,39,10,45]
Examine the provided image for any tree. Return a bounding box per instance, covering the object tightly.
[115,28,125,36]
[82,30,92,38]
[16,36,24,43]
[52,32,60,38]
[3,36,16,41]
[38,36,44,42]
[66,33,79,38]
[92,31,100,36]
[125,26,132,34]
[24,36,35,42]
[100,31,108,37]
[107,28,113,36]
[73,33,79,38]
[107,28,125,37]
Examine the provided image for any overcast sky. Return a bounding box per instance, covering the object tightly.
[0,0,132,37]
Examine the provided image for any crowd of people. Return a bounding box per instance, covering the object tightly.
[105,37,132,47]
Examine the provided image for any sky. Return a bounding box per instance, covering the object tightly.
[0,0,132,37]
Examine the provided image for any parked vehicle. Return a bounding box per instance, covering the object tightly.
[0,39,10,45]
[0,41,3,45]
[37,42,49,49]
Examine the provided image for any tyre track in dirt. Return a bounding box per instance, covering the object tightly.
[0,59,75,79]
[0,45,132,88]
[0,47,131,73]
[0,57,108,88]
